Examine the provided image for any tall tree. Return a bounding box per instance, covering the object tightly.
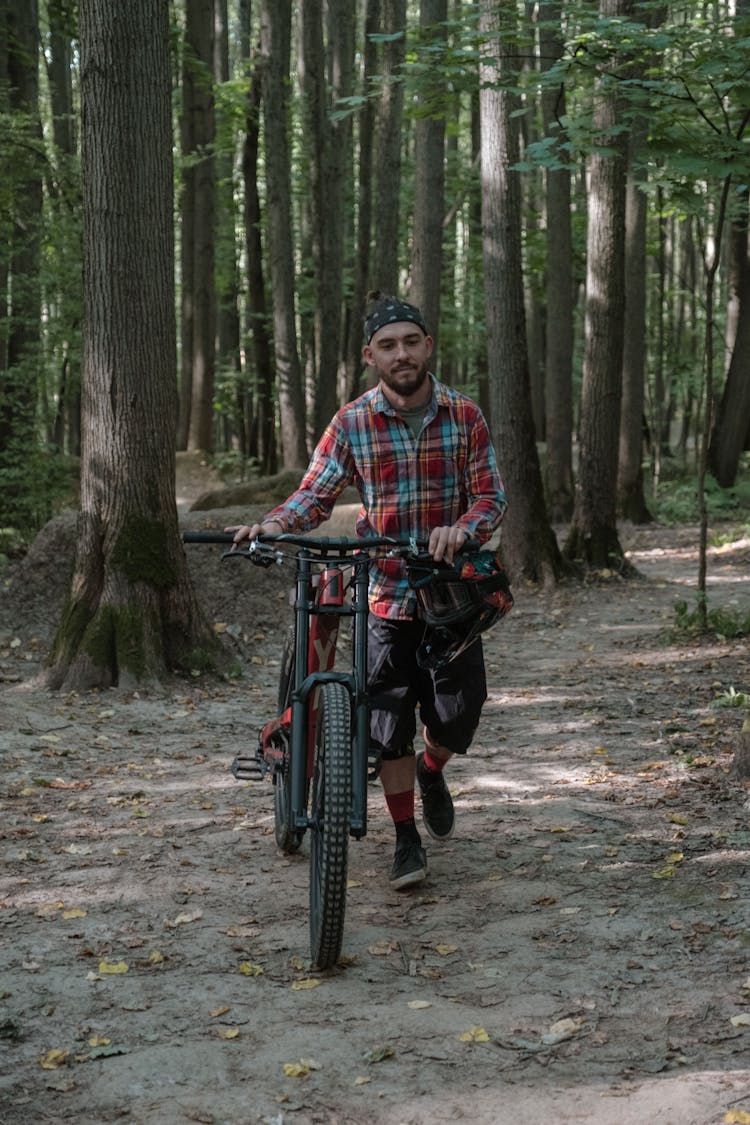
[179,0,216,453]
[538,0,574,522]
[300,0,354,438]
[410,0,448,352]
[0,0,43,528]
[564,1,631,571]
[48,0,216,691]
[479,0,562,584]
[371,0,406,292]
[260,0,308,467]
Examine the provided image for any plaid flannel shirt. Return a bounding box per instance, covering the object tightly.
[266,376,507,619]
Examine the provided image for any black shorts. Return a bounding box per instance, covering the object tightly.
[367,616,487,756]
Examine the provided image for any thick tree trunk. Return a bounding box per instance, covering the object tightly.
[564,0,630,571]
[371,0,406,293]
[260,0,308,468]
[410,0,448,353]
[479,1,562,585]
[48,0,217,692]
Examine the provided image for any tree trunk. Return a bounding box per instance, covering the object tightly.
[181,0,216,454]
[479,0,562,585]
[242,35,276,473]
[0,0,43,529]
[618,118,653,523]
[564,0,630,571]
[538,0,574,522]
[260,0,308,468]
[709,195,750,487]
[48,0,218,692]
[410,0,448,353]
[342,0,380,403]
[300,0,353,440]
[371,0,406,293]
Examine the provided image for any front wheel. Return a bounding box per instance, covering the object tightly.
[309,681,352,969]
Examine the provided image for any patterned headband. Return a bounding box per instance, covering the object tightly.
[363,297,428,344]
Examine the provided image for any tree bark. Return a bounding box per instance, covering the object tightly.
[410,0,448,353]
[538,0,574,522]
[564,0,630,571]
[371,0,406,293]
[48,0,217,691]
[260,0,308,468]
[181,0,216,454]
[479,0,562,585]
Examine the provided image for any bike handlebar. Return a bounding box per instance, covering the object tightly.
[182,530,478,560]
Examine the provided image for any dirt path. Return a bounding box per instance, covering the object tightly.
[1,520,749,1125]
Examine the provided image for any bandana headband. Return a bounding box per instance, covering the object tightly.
[363,297,428,344]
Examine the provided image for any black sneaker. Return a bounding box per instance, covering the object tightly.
[389,838,428,890]
[416,752,455,840]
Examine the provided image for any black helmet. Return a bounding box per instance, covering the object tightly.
[407,549,513,670]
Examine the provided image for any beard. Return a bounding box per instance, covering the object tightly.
[377,360,430,400]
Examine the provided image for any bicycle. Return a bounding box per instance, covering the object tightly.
[183,529,443,969]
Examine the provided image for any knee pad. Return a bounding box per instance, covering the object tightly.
[379,739,415,762]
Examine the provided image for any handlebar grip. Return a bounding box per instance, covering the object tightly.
[182,531,236,544]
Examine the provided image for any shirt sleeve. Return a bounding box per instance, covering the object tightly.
[262,417,355,532]
[453,410,507,543]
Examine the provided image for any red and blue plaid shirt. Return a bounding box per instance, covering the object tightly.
[267,376,507,619]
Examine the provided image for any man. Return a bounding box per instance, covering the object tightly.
[228,292,506,889]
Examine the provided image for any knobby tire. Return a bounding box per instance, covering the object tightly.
[309,681,351,969]
[273,627,304,854]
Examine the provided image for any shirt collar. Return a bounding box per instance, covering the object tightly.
[372,373,442,418]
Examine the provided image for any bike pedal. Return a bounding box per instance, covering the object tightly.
[231,754,267,782]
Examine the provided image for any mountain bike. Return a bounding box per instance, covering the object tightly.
[183,529,435,969]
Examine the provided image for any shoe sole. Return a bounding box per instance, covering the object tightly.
[390,865,427,891]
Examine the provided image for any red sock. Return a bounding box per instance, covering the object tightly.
[385,788,415,824]
[423,748,446,774]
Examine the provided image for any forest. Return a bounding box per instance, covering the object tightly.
[1,0,749,687]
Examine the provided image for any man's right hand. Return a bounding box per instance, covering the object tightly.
[224,520,284,549]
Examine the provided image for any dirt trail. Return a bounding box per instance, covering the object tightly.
[1,517,749,1125]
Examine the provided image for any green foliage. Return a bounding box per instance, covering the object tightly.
[710,686,750,710]
[652,469,750,526]
[673,594,750,639]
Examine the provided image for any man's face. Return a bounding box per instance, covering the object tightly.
[363,321,434,402]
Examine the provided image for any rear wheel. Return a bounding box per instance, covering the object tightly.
[309,681,351,969]
[274,628,304,854]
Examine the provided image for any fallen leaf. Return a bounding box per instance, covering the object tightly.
[347,880,363,888]
[39,1048,69,1070]
[218,1027,240,1040]
[458,1026,490,1043]
[148,950,165,964]
[98,960,129,975]
[730,1013,750,1028]
[291,978,322,990]
[435,943,458,956]
[238,962,264,977]
[62,908,87,920]
[725,1111,750,1124]
[652,866,676,879]
[210,1005,231,1018]
[164,909,203,928]
[407,1000,432,1010]
[354,1076,371,1085]
[667,813,689,825]
[364,1045,394,1063]
[367,939,397,956]
[87,1035,110,1047]
[283,1058,319,1077]
[664,851,684,864]
[543,1016,586,1044]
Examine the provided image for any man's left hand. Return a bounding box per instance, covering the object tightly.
[428,526,466,565]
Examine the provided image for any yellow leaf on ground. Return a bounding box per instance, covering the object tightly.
[652,866,676,879]
[88,1036,110,1047]
[458,1026,490,1043]
[165,909,203,928]
[354,1076,371,1085]
[347,880,363,888]
[435,943,458,956]
[283,1061,311,1077]
[725,1112,750,1125]
[148,950,165,964]
[62,908,87,920]
[218,1027,240,1039]
[407,1000,432,1010]
[210,1005,231,1018]
[667,813,689,825]
[39,1048,69,1069]
[238,961,264,977]
[291,978,322,990]
[98,959,129,975]
[664,851,684,864]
